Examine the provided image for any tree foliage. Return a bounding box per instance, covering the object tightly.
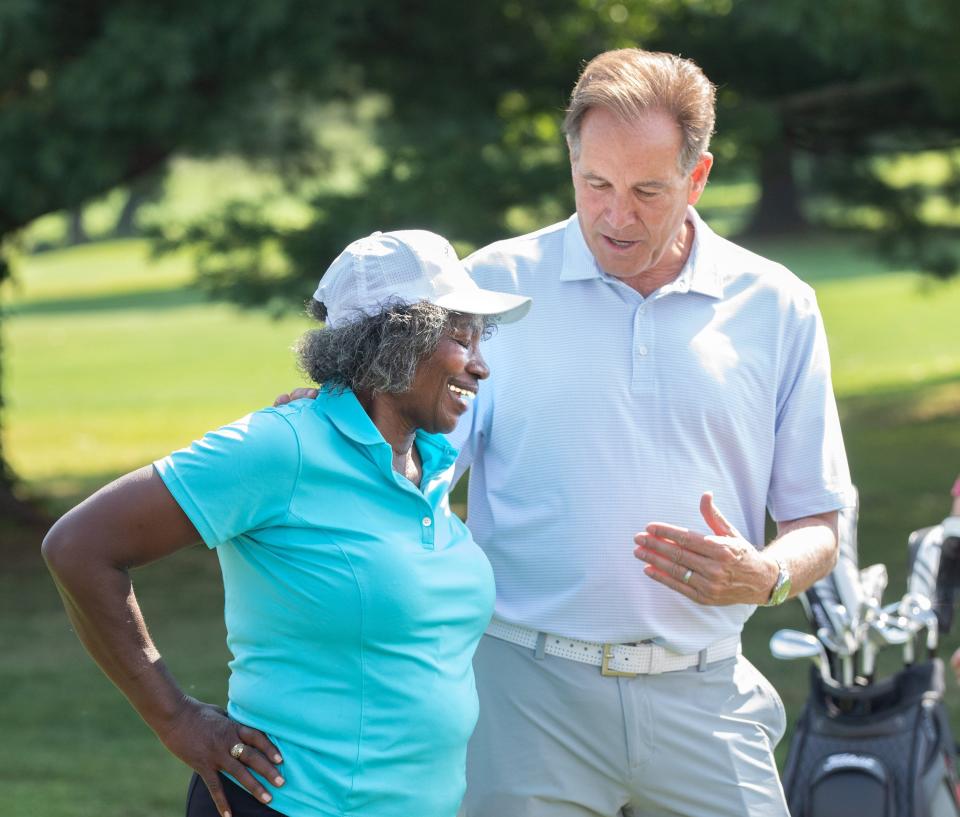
[158,0,960,317]
[650,0,960,272]
[2,0,960,513]
[0,0,357,512]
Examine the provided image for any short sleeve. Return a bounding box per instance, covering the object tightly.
[767,294,852,522]
[154,408,301,547]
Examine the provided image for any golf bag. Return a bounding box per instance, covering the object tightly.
[782,659,960,817]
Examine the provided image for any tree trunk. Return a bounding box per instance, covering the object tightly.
[745,138,808,235]
[67,208,89,245]
[114,190,145,237]
[114,174,161,237]
[0,466,43,527]
[0,326,46,532]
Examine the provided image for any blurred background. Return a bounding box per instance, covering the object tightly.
[2,1,959,814]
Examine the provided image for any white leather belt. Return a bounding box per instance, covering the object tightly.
[486,618,741,676]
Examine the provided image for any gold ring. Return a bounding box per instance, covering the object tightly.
[682,568,694,584]
[230,742,245,760]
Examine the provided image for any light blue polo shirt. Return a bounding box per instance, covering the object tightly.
[450,208,852,654]
[154,386,495,817]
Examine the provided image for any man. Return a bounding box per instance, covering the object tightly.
[449,47,850,817]
[285,48,851,817]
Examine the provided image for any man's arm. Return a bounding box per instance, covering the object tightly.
[633,492,838,606]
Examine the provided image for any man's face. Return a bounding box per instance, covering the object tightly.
[571,107,712,288]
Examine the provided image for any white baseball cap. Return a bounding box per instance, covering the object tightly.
[313,229,531,328]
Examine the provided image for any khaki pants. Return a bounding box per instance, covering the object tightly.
[460,633,788,817]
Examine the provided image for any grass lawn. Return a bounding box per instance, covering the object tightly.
[3,229,960,815]
[4,240,314,510]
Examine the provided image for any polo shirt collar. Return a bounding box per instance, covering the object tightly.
[559,207,724,298]
[318,384,458,475]
[683,206,724,299]
[320,385,384,446]
[559,214,600,282]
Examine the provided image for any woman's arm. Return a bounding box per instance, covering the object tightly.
[42,465,284,817]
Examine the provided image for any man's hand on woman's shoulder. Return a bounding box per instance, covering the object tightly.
[273,387,319,407]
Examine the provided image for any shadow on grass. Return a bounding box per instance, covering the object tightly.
[839,373,960,427]
[6,285,205,318]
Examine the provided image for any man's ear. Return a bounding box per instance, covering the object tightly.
[687,152,714,205]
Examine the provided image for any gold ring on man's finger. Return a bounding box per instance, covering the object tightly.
[230,742,245,760]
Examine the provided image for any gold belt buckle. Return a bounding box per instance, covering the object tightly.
[601,643,638,677]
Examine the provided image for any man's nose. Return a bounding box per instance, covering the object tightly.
[604,191,636,230]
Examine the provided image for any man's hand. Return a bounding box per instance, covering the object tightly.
[273,387,318,407]
[633,492,778,606]
[157,697,285,817]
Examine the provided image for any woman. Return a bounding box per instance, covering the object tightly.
[42,229,531,817]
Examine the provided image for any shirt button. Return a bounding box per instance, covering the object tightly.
[638,345,648,356]
[422,517,432,527]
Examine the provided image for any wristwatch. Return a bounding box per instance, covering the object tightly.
[763,560,792,606]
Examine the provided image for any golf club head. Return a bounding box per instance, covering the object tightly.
[860,563,887,607]
[898,591,933,619]
[799,587,845,681]
[821,601,858,655]
[895,592,939,663]
[869,615,912,647]
[770,629,833,684]
[936,518,960,634]
[816,626,855,686]
[833,558,864,636]
[907,525,941,601]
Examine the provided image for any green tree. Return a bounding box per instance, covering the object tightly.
[4,0,959,519]
[167,0,960,320]
[650,0,960,273]
[0,0,356,517]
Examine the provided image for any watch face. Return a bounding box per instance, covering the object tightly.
[770,572,792,605]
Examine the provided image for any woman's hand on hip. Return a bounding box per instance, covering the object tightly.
[158,697,285,817]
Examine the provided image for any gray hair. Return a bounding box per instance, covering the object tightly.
[564,48,716,174]
[297,300,493,395]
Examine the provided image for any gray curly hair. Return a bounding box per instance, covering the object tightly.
[296,299,494,395]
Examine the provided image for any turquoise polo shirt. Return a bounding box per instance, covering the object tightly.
[154,386,495,817]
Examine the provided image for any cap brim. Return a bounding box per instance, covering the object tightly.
[434,288,532,324]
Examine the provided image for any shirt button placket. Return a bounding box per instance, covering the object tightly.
[421,513,435,547]
[632,301,654,395]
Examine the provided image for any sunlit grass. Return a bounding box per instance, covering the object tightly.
[5,240,312,511]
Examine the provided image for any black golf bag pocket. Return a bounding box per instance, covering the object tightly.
[782,659,960,817]
[806,754,894,816]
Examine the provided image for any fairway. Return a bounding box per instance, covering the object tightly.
[5,240,313,508]
[4,232,960,816]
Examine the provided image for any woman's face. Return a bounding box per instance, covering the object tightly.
[401,317,490,434]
